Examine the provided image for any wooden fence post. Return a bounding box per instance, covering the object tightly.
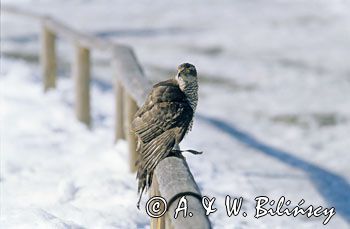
[41,22,56,92]
[114,80,125,141]
[73,44,91,126]
[124,93,138,172]
[150,177,166,229]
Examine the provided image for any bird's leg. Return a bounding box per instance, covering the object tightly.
[183,149,203,154]
[169,144,202,158]
[169,150,185,158]
[170,149,203,156]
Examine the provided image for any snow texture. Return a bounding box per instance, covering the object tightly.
[1,0,350,228]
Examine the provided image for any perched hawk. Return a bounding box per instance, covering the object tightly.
[132,63,199,208]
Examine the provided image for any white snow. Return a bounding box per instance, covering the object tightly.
[0,60,149,228]
[1,0,350,228]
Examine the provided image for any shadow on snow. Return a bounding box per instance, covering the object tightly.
[198,114,350,223]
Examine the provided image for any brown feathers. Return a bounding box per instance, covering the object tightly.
[131,79,194,208]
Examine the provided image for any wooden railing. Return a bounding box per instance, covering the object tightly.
[2,5,211,229]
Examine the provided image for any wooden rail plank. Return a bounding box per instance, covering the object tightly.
[41,24,56,91]
[1,5,43,19]
[112,45,152,107]
[154,157,211,229]
[43,18,113,51]
[73,45,91,126]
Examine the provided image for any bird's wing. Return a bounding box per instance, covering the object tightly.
[132,80,193,194]
[136,129,176,193]
[131,79,193,144]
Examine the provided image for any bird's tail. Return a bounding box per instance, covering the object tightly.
[136,172,146,209]
[135,131,176,209]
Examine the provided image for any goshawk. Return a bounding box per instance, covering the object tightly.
[131,63,199,208]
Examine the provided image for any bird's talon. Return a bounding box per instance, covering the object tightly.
[185,149,203,155]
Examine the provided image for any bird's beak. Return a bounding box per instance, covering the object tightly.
[177,70,183,78]
[177,68,186,76]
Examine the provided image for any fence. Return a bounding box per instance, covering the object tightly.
[2,5,211,229]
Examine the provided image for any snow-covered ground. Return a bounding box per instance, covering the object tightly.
[1,0,350,228]
[0,59,149,228]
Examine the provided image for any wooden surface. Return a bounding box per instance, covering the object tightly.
[43,18,113,51]
[114,81,125,141]
[41,25,56,91]
[112,45,152,107]
[73,45,91,126]
[1,5,43,19]
[154,157,211,229]
[124,93,139,172]
[150,177,166,229]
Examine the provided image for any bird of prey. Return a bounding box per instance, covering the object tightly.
[131,63,199,208]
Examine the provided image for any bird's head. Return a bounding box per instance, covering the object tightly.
[175,63,197,86]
